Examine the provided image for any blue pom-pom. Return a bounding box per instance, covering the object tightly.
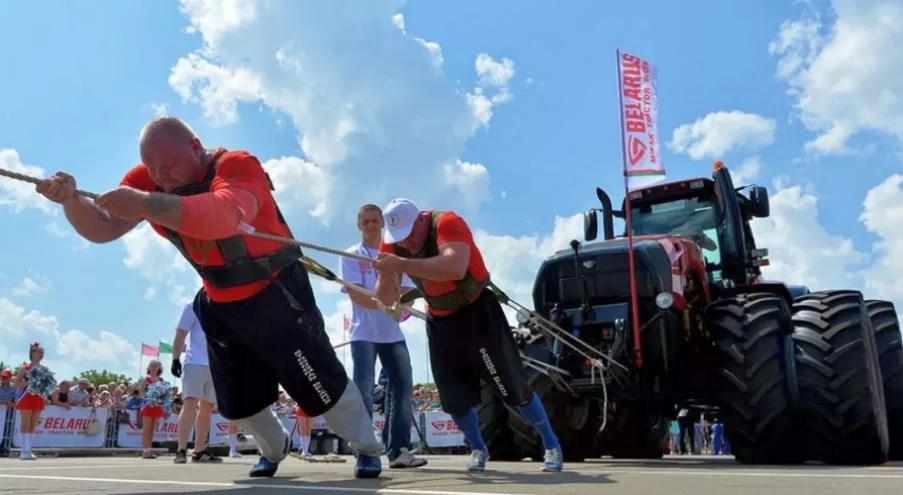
[145,380,173,408]
[26,365,57,398]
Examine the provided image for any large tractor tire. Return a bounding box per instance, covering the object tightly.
[792,290,889,465]
[480,364,602,463]
[598,407,669,459]
[477,380,530,461]
[866,300,903,460]
[707,293,804,464]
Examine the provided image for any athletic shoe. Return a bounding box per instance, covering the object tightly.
[541,446,563,472]
[142,452,157,460]
[19,452,35,461]
[192,450,224,463]
[229,450,243,458]
[249,456,279,477]
[354,454,382,479]
[173,449,188,464]
[467,447,489,472]
[389,448,428,469]
[27,453,38,460]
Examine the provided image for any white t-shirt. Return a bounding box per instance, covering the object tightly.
[340,242,415,344]
[176,304,209,366]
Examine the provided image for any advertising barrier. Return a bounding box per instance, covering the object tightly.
[0,405,7,441]
[115,409,179,448]
[421,411,465,448]
[372,413,422,444]
[3,407,463,450]
[13,406,108,448]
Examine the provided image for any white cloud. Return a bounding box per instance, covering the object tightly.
[466,89,494,129]
[56,329,139,369]
[171,0,508,221]
[390,12,443,71]
[752,182,866,291]
[475,53,515,89]
[44,221,67,238]
[475,214,584,306]
[0,297,60,339]
[149,102,170,116]
[730,156,763,185]
[169,53,263,125]
[770,0,903,154]
[179,0,260,50]
[670,111,776,160]
[859,174,903,307]
[121,223,198,306]
[391,13,405,31]
[467,53,515,130]
[443,160,490,210]
[0,297,138,377]
[264,156,332,225]
[0,148,55,214]
[12,275,52,297]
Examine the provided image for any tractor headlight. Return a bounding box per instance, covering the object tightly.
[655,292,674,310]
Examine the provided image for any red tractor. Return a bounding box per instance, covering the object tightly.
[479,161,903,464]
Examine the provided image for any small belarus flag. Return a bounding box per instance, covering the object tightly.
[159,341,174,354]
[141,343,159,357]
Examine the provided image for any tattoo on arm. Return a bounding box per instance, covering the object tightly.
[144,193,181,214]
[92,202,111,223]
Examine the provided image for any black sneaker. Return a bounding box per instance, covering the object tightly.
[192,450,223,463]
[173,450,187,464]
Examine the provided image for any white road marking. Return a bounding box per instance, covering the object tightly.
[0,462,152,471]
[603,468,903,479]
[0,473,536,495]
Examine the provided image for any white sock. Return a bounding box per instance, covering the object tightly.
[228,433,238,451]
[22,433,31,454]
[300,435,311,455]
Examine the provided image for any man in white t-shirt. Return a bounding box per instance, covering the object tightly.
[341,204,426,469]
[170,303,225,464]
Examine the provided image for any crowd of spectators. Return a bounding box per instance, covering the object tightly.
[0,370,187,416]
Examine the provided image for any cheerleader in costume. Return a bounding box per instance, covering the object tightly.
[295,405,315,458]
[15,342,55,460]
[139,360,171,459]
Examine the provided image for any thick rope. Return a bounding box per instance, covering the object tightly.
[2,166,616,432]
[0,167,99,199]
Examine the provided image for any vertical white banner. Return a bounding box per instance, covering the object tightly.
[618,49,665,190]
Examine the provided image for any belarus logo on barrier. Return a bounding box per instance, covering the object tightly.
[14,406,108,448]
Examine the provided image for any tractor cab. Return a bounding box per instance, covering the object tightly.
[585,162,771,290]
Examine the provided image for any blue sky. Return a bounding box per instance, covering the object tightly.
[0,0,900,384]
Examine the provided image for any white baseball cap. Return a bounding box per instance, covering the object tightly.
[382,198,420,244]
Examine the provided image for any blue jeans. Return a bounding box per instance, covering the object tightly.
[351,340,414,460]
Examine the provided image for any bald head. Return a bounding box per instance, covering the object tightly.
[139,116,198,150]
[138,116,207,192]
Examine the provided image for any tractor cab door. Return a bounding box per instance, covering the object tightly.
[712,166,749,287]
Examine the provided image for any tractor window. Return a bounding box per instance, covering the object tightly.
[631,196,723,282]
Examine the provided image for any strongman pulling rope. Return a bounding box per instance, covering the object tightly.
[18,116,385,480]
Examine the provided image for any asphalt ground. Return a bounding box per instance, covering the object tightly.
[1,454,902,495]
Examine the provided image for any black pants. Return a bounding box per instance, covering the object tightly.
[194,261,348,419]
[427,290,531,417]
[678,418,696,454]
